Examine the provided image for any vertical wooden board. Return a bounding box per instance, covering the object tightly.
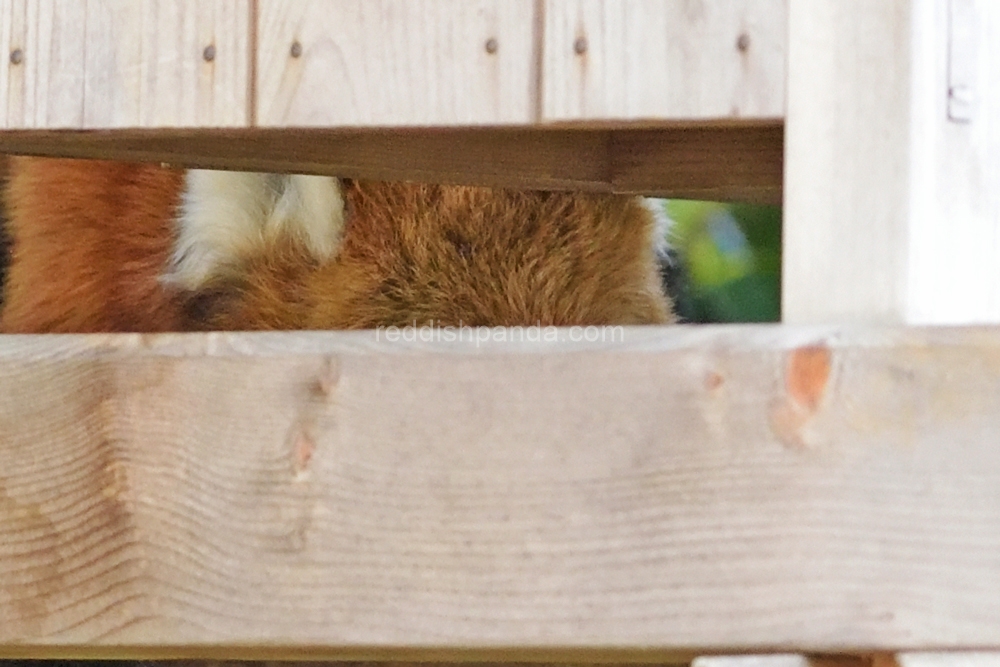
[0,0,250,129]
[1,0,88,128]
[905,0,1000,324]
[83,0,252,128]
[541,0,787,122]
[255,0,537,127]
[784,0,1000,325]
[782,1,914,324]
[0,0,21,127]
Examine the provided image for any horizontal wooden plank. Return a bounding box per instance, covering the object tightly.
[2,324,1000,658]
[693,656,869,667]
[896,654,1000,667]
[0,0,250,129]
[0,123,783,203]
[542,0,787,122]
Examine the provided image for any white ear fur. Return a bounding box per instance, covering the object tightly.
[165,170,346,290]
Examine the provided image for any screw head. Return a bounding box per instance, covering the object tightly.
[485,37,498,54]
[9,48,23,65]
[573,36,588,55]
[202,44,216,62]
[290,41,303,58]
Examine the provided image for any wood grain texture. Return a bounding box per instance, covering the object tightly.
[542,0,787,122]
[0,123,784,204]
[782,1,912,324]
[896,654,1000,667]
[255,0,536,126]
[0,0,250,129]
[693,657,870,667]
[904,0,1000,324]
[783,0,1000,325]
[3,325,1000,656]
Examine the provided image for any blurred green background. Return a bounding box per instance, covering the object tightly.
[655,198,782,323]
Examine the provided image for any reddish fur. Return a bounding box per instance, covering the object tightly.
[1,156,184,333]
[1,157,672,332]
[191,180,672,329]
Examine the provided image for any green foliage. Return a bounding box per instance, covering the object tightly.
[661,199,782,323]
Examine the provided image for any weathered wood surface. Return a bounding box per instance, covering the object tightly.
[2,325,1000,657]
[542,0,787,122]
[782,0,1000,325]
[693,656,869,667]
[2,0,786,129]
[0,124,784,204]
[0,0,785,201]
[0,0,250,128]
[256,0,537,127]
[894,654,1000,667]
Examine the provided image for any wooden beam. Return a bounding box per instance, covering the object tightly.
[3,325,1000,658]
[782,0,1000,324]
[542,0,787,122]
[0,123,783,204]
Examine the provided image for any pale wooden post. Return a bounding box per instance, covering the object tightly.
[783,0,1000,324]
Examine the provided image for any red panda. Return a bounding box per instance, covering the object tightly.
[0,155,673,333]
[0,156,185,333]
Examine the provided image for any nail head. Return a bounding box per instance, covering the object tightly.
[9,48,23,65]
[573,36,588,55]
[485,37,498,54]
[736,33,750,52]
[202,44,216,62]
[290,41,303,58]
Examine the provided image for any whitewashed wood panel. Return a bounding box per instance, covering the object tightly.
[905,0,1000,323]
[255,0,536,127]
[2,325,1000,652]
[0,0,250,129]
[541,0,787,122]
[783,0,1000,325]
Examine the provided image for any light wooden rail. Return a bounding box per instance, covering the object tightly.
[2,326,1000,658]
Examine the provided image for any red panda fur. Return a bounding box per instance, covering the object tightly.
[1,156,673,332]
[1,156,185,333]
[189,179,673,329]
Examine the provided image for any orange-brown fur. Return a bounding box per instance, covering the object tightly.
[190,179,671,329]
[1,156,184,333]
[1,157,672,332]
